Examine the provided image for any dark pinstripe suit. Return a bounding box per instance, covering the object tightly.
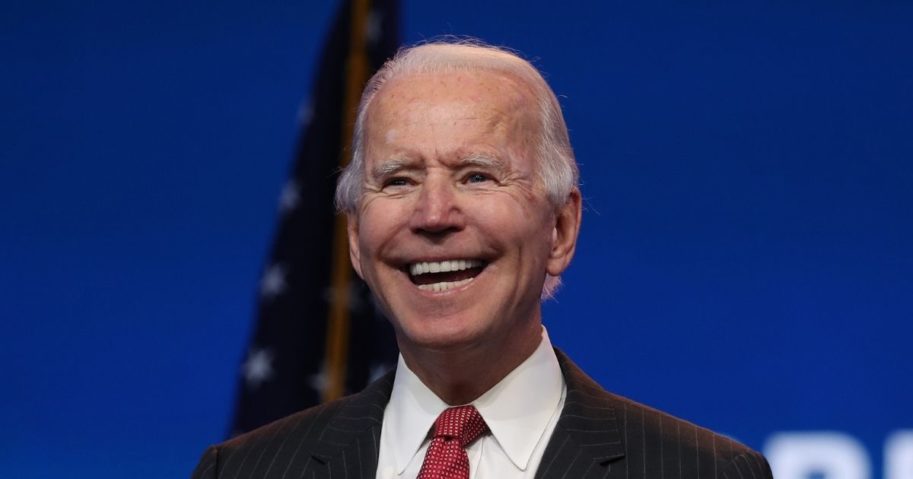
[192,350,772,479]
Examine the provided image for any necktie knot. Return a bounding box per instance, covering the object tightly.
[432,405,488,448]
[419,406,488,478]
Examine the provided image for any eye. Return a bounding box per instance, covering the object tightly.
[383,177,411,188]
[464,172,492,184]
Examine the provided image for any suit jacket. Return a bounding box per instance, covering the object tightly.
[192,350,772,479]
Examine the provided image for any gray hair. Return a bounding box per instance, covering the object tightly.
[335,39,579,297]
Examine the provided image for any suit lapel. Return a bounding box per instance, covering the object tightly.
[535,350,626,479]
[309,372,394,479]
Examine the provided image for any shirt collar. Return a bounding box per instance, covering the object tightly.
[473,329,563,470]
[384,328,564,473]
[386,354,449,474]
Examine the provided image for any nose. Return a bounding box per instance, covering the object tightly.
[409,176,464,236]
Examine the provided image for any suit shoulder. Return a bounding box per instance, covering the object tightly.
[556,352,771,478]
[190,372,393,479]
[223,398,345,451]
[191,398,351,479]
[602,391,771,477]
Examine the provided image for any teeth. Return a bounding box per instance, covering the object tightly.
[417,277,475,292]
[409,259,482,276]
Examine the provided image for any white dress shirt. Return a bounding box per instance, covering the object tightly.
[375,328,566,479]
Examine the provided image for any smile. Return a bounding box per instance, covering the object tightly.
[408,259,486,292]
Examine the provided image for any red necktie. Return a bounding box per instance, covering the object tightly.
[417,405,489,479]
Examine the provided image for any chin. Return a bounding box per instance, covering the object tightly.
[395,313,491,353]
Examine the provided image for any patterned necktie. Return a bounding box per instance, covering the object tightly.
[417,405,489,479]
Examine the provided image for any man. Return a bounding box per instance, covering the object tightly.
[192,41,772,479]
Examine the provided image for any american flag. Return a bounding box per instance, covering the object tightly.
[229,0,400,436]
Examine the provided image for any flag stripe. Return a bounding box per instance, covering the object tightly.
[324,0,373,403]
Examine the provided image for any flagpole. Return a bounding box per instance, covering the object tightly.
[324,0,372,403]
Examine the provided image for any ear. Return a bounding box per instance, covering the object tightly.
[346,214,365,279]
[546,188,582,277]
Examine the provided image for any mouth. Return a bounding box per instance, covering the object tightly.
[406,259,487,293]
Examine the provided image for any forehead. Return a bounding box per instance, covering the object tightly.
[372,69,532,108]
[363,70,539,160]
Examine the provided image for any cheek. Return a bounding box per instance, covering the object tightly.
[472,199,552,259]
[357,218,386,255]
[510,201,556,254]
[357,201,409,252]
[476,193,550,229]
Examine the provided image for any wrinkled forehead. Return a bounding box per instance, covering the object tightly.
[362,70,540,160]
[367,70,538,128]
[380,68,532,99]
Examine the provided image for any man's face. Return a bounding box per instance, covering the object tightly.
[348,70,579,357]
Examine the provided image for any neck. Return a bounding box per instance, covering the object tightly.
[398,320,543,405]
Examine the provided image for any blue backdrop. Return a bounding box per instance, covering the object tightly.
[2,1,911,477]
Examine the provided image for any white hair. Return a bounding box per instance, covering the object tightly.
[336,39,579,298]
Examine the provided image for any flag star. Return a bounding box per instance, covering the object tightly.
[242,348,274,389]
[260,264,287,298]
[365,10,382,45]
[322,282,363,312]
[279,181,299,212]
[369,362,392,383]
[309,362,329,394]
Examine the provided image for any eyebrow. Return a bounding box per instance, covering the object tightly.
[458,153,508,173]
[370,157,417,180]
[368,153,508,180]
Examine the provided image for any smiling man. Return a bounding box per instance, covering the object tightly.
[192,41,772,479]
